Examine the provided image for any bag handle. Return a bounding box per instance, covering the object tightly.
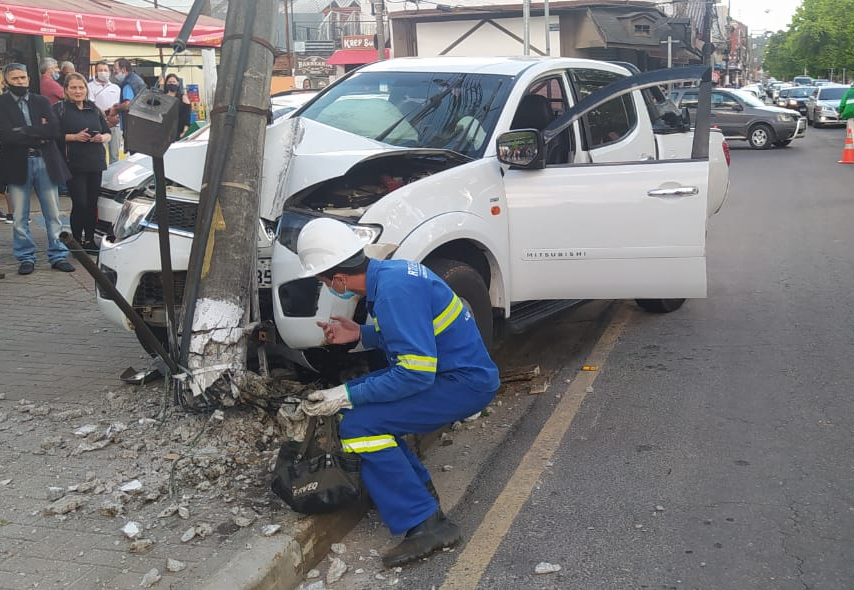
[293,416,318,462]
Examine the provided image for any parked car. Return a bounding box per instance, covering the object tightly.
[770,82,793,101]
[98,58,730,371]
[793,76,814,86]
[806,84,850,127]
[776,86,813,117]
[671,87,805,149]
[812,79,832,87]
[740,84,764,100]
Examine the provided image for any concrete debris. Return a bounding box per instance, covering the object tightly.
[327,557,347,584]
[178,506,190,520]
[501,364,541,382]
[45,494,86,515]
[140,568,161,587]
[355,569,364,574]
[100,499,125,517]
[121,521,143,539]
[195,522,213,538]
[40,435,64,450]
[158,505,178,518]
[180,527,197,543]
[585,386,594,393]
[0,479,11,486]
[277,403,309,442]
[528,377,550,395]
[212,409,225,421]
[534,562,562,574]
[109,421,128,433]
[0,411,7,423]
[330,543,346,555]
[306,569,321,579]
[76,439,111,453]
[30,405,51,416]
[262,524,281,537]
[74,424,99,437]
[233,510,257,528]
[440,432,453,446]
[47,486,65,501]
[167,558,186,572]
[0,392,5,399]
[450,421,463,432]
[130,538,155,553]
[301,582,325,590]
[120,479,143,493]
[441,465,453,472]
[655,505,665,512]
[464,411,481,422]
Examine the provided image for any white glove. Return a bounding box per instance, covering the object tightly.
[300,384,353,416]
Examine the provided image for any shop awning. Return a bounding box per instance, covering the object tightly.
[0,0,223,47]
[326,48,390,66]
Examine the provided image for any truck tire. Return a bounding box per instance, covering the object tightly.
[747,124,774,149]
[774,139,792,147]
[424,258,493,347]
[635,298,686,313]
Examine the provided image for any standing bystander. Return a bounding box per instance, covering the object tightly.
[58,61,75,86]
[163,73,192,140]
[54,73,110,253]
[38,58,64,105]
[88,62,122,164]
[0,63,74,274]
[109,59,147,153]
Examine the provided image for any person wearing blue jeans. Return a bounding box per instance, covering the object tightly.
[0,63,73,274]
[295,218,500,568]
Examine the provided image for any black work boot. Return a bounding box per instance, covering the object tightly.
[382,511,462,568]
[425,479,446,520]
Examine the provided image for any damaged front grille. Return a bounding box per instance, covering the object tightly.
[143,199,198,235]
[133,271,188,308]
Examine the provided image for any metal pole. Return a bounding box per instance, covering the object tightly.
[522,0,530,56]
[702,0,714,67]
[375,0,386,61]
[544,0,550,56]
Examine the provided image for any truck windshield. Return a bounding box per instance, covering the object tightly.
[298,71,512,158]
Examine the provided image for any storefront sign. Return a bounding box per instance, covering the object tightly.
[342,35,374,50]
[295,55,335,76]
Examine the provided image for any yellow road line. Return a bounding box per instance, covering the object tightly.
[440,304,632,590]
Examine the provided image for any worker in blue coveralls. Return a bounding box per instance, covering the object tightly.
[296,218,500,568]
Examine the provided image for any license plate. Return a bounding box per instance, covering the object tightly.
[257,257,272,287]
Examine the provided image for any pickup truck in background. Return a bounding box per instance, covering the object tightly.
[95,57,730,372]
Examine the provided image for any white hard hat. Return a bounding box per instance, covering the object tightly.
[296,218,368,278]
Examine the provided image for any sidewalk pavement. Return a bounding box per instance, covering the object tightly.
[0,194,362,590]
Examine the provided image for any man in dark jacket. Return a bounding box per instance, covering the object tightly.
[0,63,73,274]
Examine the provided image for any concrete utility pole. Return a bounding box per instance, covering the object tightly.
[180,0,277,401]
[702,0,714,67]
[374,0,386,61]
[522,0,530,55]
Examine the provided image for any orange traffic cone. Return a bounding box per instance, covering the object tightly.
[840,119,854,164]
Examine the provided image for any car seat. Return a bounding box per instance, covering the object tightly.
[510,94,568,164]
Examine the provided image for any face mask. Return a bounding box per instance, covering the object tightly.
[96,71,110,82]
[51,71,60,81]
[8,85,27,97]
[115,72,126,83]
[328,286,356,300]
[165,83,179,93]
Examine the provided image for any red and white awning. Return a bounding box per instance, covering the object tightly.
[0,1,223,47]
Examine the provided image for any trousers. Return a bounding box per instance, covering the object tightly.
[67,170,103,242]
[8,156,68,264]
[339,370,496,534]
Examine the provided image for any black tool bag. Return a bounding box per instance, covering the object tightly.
[271,416,363,514]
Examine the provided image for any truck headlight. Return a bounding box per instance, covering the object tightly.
[776,113,794,122]
[113,197,154,241]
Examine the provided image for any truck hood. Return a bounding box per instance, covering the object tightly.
[101,153,154,191]
[267,117,467,219]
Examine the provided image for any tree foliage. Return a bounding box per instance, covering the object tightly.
[762,0,854,81]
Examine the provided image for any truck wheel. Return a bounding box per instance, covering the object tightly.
[748,124,774,149]
[635,298,686,313]
[425,258,493,347]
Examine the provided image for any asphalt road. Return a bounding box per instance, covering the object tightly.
[310,124,854,590]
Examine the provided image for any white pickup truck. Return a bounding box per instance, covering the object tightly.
[96,57,729,371]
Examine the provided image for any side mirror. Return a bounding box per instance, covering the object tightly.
[496,129,545,169]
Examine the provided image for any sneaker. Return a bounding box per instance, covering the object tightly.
[18,261,35,275]
[51,260,75,273]
[4,214,11,224]
[82,240,99,255]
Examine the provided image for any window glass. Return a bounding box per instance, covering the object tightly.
[299,71,512,158]
[569,68,637,147]
[513,76,571,165]
[679,91,699,108]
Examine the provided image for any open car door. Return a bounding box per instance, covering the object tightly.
[501,66,713,301]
